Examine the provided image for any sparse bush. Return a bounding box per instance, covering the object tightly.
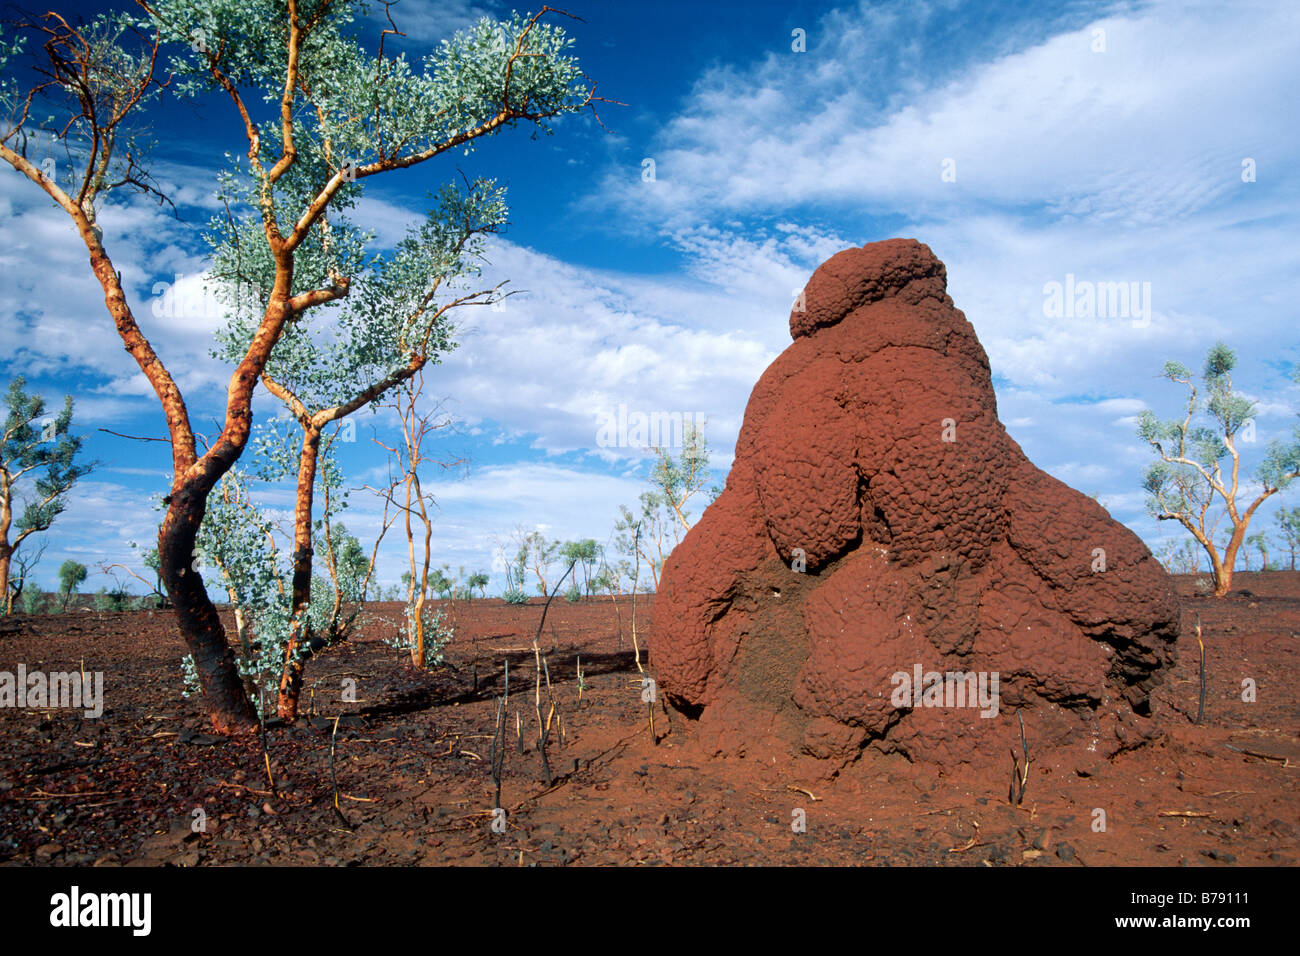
[19,586,44,615]
[92,587,130,611]
[1158,538,1202,574]
[384,605,454,668]
[502,589,530,605]
[564,584,582,602]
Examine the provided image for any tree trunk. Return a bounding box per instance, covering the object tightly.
[277,424,322,721]
[159,486,259,734]
[412,474,433,669]
[9,154,294,734]
[0,548,11,616]
[0,491,13,614]
[1213,530,1245,598]
[320,481,344,642]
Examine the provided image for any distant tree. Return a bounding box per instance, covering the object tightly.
[467,571,490,598]
[1274,507,1300,571]
[613,493,676,592]
[496,534,531,603]
[1156,538,1202,575]
[1246,531,1270,571]
[560,538,601,595]
[57,559,87,610]
[0,378,95,613]
[367,372,462,672]
[649,423,712,532]
[428,566,454,600]
[1138,344,1300,596]
[514,529,559,596]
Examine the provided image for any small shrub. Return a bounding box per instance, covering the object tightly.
[19,587,45,615]
[383,604,454,668]
[93,587,131,612]
[564,584,581,602]
[502,589,530,605]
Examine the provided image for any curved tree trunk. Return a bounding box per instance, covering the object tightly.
[277,424,322,721]
[1214,528,1246,597]
[159,483,258,734]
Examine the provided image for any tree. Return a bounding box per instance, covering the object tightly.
[613,492,677,592]
[1156,538,1202,575]
[1138,343,1300,597]
[1275,506,1300,571]
[496,533,531,603]
[1246,531,1270,571]
[516,529,559,596]
[0,3,602,732]
[57,559,87,610]
[1,378,95,613]
[467,570,489,598]
[560,538,601,595]
[212,175,505,711]
[610,424,715,593]
[649,423,712,532]
[195,420,373,711]
[367,371,463,673]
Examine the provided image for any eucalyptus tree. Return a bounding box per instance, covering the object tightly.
[57,559,87,610]
[1138,343,1300,596]
[649,423,712,532]
[560,538,601,595]
[193,423,367,712]
[211,180,502,712]
[0,378,95,613]
[365,370,462,674]
[1275,506,1300,571]
[0,2,601,731]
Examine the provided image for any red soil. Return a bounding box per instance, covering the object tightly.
[0,572,1295,866]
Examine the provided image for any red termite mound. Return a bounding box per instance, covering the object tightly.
[651,238,1180,770]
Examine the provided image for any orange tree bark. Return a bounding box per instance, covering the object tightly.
[275,423,321,720]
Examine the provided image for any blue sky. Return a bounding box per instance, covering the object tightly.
[2,0,1298,593]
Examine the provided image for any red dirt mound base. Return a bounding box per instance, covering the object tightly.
[652,238,1181,771]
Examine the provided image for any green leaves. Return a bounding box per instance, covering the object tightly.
[1,378,95,543]
[57,559,87,597]
[1203,341,1236,380]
